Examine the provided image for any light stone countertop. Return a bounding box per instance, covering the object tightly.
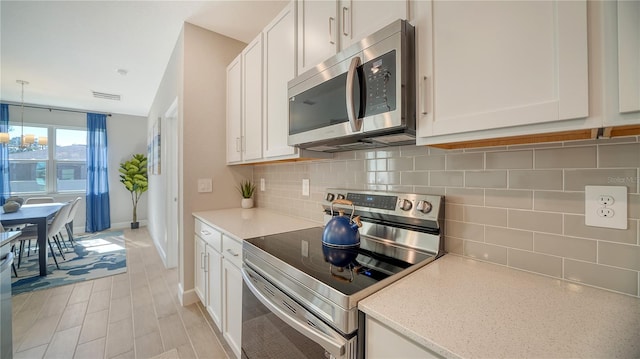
[192,208,319,240]
[359,254,640,359]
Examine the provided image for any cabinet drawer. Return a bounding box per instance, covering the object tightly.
[222,235,243,268]
[195,219,222,252]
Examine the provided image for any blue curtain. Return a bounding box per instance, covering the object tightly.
[86,113,111,232]
[0,104,10,206]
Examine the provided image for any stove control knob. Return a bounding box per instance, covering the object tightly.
[337,194,346,200]
[399,199,413,211]
[326,193,335,202]
[416,200,433,214]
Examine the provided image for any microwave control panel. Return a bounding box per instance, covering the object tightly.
[363,50,397,116]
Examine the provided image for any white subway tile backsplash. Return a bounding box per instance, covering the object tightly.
[598,143,640,168]
[564,168,638,192]
[485,226,533,251]
[508,210,563,234]
[446,152,484,170]
[507,249,562,278]
[486,150,533,169]
[254,136,640,297]
[485,189,533,209]
[464,206,507,226]
[533,191,584,214]
[430,171,464,187]
[533,233,597,262]
[465,171,507,188]
[564,215,637,244]
[535,146,597,169]
[564,259,638,296]
[509,170,563,190]
[464,241,507,265]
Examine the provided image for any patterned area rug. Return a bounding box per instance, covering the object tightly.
[11,230,127,295]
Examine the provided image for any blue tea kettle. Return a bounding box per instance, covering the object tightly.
[322,199,362,248]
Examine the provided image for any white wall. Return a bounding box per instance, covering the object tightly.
[147,22,248,304]
[146,28,183,268]
[5,104,147,232]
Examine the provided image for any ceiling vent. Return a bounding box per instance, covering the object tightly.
[92,91,121,101]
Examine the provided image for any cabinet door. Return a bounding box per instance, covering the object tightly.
[297,0,338,74]
[366,316,441,359]
[206,246,223,331]
[223,259,242,359]
[617,0,640,115]
[242,34,264,161]
[194,236,207,304]
[226,55,243,163]
[339,0,408,50]
[263,1,297,158]
[418,1,588,139]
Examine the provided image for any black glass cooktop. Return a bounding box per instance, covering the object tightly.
[244,227,433,296]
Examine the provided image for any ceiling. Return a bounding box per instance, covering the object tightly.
[0,0,288,117]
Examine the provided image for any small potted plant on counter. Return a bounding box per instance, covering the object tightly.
[119,153,148,229]
[238,180,256,209]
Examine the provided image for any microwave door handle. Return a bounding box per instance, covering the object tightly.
[241,267,347,358]
[346,56,362,132]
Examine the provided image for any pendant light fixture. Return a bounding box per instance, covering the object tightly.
[16,80,31,147]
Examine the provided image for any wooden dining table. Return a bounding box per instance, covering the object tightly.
[0,203,64,276]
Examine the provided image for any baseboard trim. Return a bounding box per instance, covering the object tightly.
[179,283,198,306]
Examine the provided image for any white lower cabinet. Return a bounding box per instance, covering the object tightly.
[194,219,244,359]
[222,253,243,359]
[194,235,207,304]
[206,245,223,330]
[365,316,442,359]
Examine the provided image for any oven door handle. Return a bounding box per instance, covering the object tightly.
[241,267,347,358]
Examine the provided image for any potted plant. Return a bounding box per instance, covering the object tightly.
[119,153,148,229]
[238,180,256,209]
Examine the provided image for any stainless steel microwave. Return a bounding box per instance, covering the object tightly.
[287,19,415,152]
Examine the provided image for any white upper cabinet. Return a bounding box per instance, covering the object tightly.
[263,1,297,158]
[600,0,640,128]
[242,34,264,162]
[297,0,408,74]
[617,1,640,114]
[297,0,338,74]
[416,1,590,144]
[226,55,242,164]
[339,0,408,50]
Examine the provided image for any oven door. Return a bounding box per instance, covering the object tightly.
[241,265,357,359]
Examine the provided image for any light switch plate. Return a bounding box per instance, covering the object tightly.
[302,179,310,196]
[585,185,627,229]
[197,178,212,193]
[260,178,265,192]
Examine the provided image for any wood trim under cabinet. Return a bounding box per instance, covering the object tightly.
[426,125,640,150]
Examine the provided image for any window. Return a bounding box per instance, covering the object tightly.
[7,125,86,194]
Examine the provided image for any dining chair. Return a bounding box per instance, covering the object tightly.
[0,224,18,277]
[24,197,55,204]
[15,201,73,270]
[64,197,82,246]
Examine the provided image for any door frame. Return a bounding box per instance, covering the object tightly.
[164,98,179,268]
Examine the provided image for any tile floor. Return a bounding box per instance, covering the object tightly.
[12,228,231,359]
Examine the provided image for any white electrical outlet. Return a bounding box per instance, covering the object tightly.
[302,179,310,196]
[585,186,627,229]
[260,178,265,191]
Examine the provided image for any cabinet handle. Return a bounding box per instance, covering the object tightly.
[241,135,246,152]
[226,249,239,257]
[200,230,210,236]
[328,17,335,45]
[204,253,209,273]
[342,7,349,36]
[200,252,205,269]
[421,76,430,115]
[235,137,241,152]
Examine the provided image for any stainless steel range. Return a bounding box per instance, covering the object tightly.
[241,189,444,359]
